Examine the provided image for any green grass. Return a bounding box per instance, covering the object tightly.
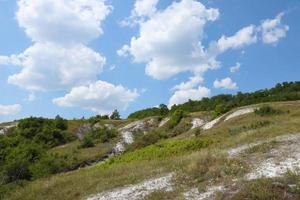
[49,140,113,165]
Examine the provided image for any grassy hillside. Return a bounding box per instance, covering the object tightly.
[2,101,300,200]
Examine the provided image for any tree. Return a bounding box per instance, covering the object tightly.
[159,104,169,116]
[54,115,68,130]
[110,109,120,120]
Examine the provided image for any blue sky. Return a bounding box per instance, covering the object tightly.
[0,0,299,122]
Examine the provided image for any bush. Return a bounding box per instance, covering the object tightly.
[108,138,213,164]
[29,153,70,179]
[254,105,282,116]
[229,120,271,135]
[127,130,168,151]
[168,109,186,129]
[2,143,45,183]
[213,104,232,117]
[80,127,117,148]
[80,135,95,148]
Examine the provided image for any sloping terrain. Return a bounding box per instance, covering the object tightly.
[3,100,300,200]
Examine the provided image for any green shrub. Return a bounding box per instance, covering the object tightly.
[168,109,186,129]
[2,143,45,183]
[29,153,71,179]
[80,127,117,148]
[213,104,232,117]
[127,130,168,151]
[80,135,95,148]
[171,120,192,137]
[254,105,282,116]
[229,120,271,135]
[108,138,213,164]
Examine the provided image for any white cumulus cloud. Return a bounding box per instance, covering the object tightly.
[214,77,238,90]
[217,25,257,52]
[260,12,289,45]
[0,104,22,116]
[172,75,204,91]
[17,0,111,45]
[0,0,111,91]
[119,0,220,80]
[121,0,159,26]
[53,81,139,114]
[168,86,210,108]
[7,43,105,91]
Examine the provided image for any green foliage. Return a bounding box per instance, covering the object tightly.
[127,130,168,151]
[110,109,121,120]
[108,138,213,164]
[0,117,72,186]
[80,135,95,148]
[213,104,232,117]
[168,109,186,129]
[87,115,109,124]
[229,120,271,135]
[137,81,300,117]
[80,127,117,148]
[171,120,192,137]
[128,104,169,120]
[1,142,44,183]
[29,153,75,179]
[254,105,283,116]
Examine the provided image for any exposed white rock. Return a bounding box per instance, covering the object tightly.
[114,141,125,153]
[122,131,134,144]
[227,133,300,157]
[119,120,145,131]
[159,118,169,127]
[87,173,174,200]
[183,186,224,200]
[225,107,255,121]
[202,114,226,130]
[114,120,146,154]
[246,139,300,180]
[104,124,114,129]
[191,118,205,129]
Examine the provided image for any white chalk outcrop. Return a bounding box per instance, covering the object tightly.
[202,114,226,130]
[225,107,255,121]
[159,118,170,127]
[87,173,174,200]
[191,118,206,129]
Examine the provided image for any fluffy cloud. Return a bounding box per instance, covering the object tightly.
[0,0,111,91]
[17,0,111,45]
[119,0,220,80]
[172,76,203,91]
[53,81,139,114]
[168,86,210,107]
[121,0,159,26]
[217,25,257,52]
[260,12,289,45]
[214,77,238,90]
[133,0,159,17]
[6,43,105,91]
[230,62,241,73]
[120,1,289,107]
[0,104,22,116]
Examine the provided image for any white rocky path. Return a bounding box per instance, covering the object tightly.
[86,173,174,200]
[202,107,257,130]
